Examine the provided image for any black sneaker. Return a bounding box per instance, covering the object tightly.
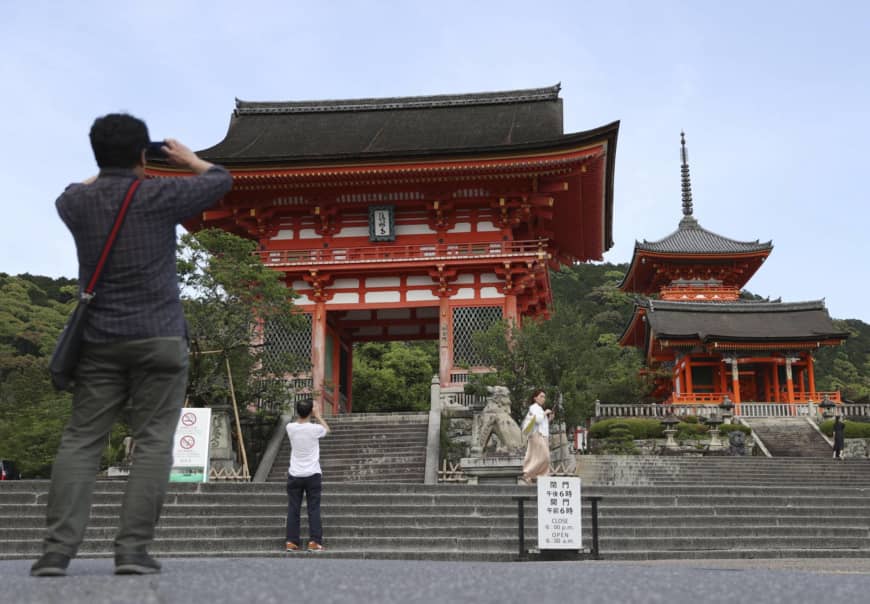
[30,552,70,577]
[115,552,161,575]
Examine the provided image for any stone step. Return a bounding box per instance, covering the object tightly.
[267,411,430,484]
[8,481,870,498]
[5,533,867,557]
[13,489,864,507]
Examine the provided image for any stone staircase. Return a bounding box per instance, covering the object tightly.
[265,413,428,483]
[576,455,870,486]
[4,472,870,561]
[743,418,833,457]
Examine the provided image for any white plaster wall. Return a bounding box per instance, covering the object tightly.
[406,290,439,302]
[326,293,360,304]
[330,278,360,289]
[299,229,319,239]
[480,287,504,299]
[332,226,370,238]
[407,275,434,286]
[480,272,500,283]
[396,224,436,235]
[452,288,475,300]
[365,291,401,303]
[366,276,401,288]
[477,221,500,232]
[272,229,295,240]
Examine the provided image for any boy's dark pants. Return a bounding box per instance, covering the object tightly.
[286,473,323,545]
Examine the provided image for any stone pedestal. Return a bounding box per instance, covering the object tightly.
[209,406,237,473]
[460,456,524,484]
[106,464,131,478]
[707,428,723,449]
[664,428,678,449]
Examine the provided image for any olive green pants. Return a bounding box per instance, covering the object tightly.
[42,337,188,557]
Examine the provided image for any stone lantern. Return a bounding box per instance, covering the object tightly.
[819,394,836,420]
[718,396,734,424]
[660,414,680,449]
[704,413,724,449]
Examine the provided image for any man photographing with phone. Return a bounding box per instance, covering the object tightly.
[31,113,232,577]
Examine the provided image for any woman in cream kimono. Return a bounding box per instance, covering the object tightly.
[520,389,552,484]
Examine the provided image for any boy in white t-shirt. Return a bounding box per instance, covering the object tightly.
[285,399,330,552]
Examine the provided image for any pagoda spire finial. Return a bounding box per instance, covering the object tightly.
[679,131,697,227]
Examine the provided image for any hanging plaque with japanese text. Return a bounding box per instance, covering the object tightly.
[368,205,395,242]
[537,476,582,549]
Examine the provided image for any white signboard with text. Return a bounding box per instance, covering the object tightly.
[170,407,212,483]
[537,476,582,549]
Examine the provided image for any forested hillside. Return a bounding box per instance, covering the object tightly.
[2,258,868,474]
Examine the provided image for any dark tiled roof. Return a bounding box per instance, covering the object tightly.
[234,85,562,115]
[642,299,848,341]
[198,85,569,162]
[636,216,773,254]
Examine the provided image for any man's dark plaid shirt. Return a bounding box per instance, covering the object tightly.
[56,166,233,343]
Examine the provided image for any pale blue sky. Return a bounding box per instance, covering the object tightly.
[2,1,868,322]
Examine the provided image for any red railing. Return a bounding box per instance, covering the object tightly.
[669,391,842,405]
[257,240,548,267]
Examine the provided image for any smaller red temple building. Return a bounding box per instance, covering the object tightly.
[619,134,848,414]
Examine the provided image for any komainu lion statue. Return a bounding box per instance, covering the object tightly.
[476,386,523,455]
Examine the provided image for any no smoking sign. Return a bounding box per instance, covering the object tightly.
[181,412,197,427]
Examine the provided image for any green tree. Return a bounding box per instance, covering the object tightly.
[177,229,305,412]
[351,342,437,412]
[467,267,649,427]
[0,275,77,476]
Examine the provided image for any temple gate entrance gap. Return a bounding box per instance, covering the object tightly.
[149,85,619,413]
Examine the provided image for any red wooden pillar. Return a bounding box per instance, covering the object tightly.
[729,358,741,413]
[684,355,694,398]
[504,293,519,325]
[438,297,452,387]
[311,302,327,413]
[785,357,796,415]
[807,354,816,398]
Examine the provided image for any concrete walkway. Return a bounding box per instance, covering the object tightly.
[3,557,870,604]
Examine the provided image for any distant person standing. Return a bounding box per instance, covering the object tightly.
[30,113,232,578]
[521,389,553,485]
[833,415,846,460]
[285,399,330,552]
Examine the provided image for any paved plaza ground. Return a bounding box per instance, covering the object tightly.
[3,557,870,604]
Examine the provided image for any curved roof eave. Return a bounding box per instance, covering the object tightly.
[194,122,620,168]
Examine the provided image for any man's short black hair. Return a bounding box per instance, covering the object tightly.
[89,113,150,169]
[296,398,314,419]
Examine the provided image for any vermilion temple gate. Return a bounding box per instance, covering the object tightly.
[150,85,619,413]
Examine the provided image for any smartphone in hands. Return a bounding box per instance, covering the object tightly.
[145,141,168,160]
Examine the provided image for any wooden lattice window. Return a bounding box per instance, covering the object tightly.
[452,306,502,367]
